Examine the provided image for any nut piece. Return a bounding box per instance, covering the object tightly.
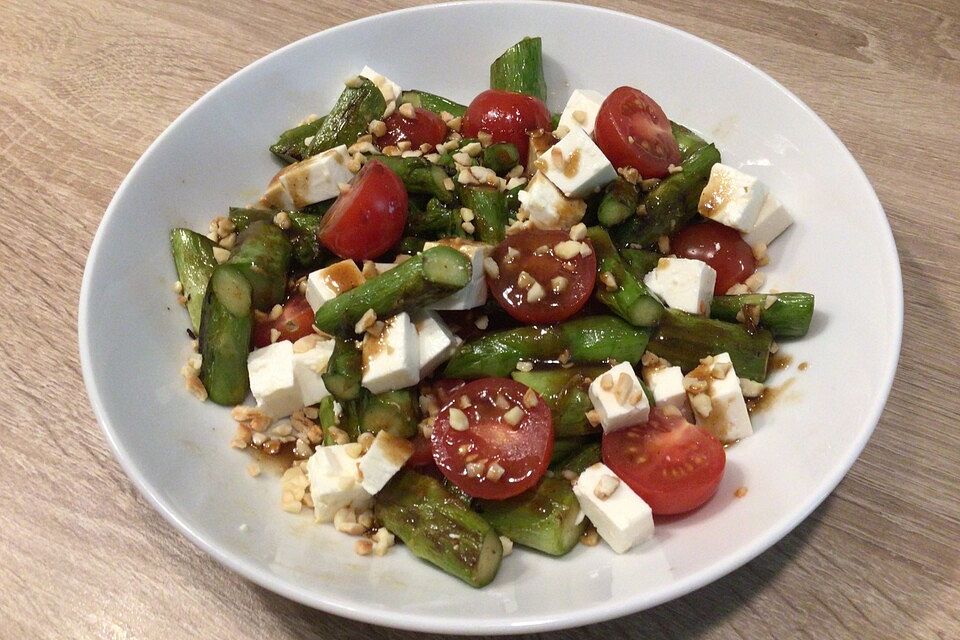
[690,393,713,417]
[448,407,470,431]
[503,406,524,426]
[594,474,621,500]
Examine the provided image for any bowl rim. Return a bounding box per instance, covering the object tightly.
[78,0,904,633]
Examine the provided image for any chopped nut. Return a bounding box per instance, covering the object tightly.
[517,270,535,289]
[769,341,780,354]
[503,406,524,426]
[657,235,670,254]
[751,242,768,262]
[550,276,569,294]
[561,469,579,483]
[357,431,375,452]
[354,538,373,556]
[690,393,713,417]
[500,536,514,556]
[354,308,377,334]
[460,207,475,222]
[344,75,363,88]
[246,463,261,477]
[357,509,375,530]
[712,361,733,379]
[269,328,281,344]
[522,387,539,408]
[465,460,486,478]
[580,527,600,546]
[326,425,349,445]
[617,166,640,184]
[447,116,462,132]
[613,372,633,404]
[585,409,601,427]
[569,223,588,241]
[667,164,683,174]
[594,474,621,499]
[516,360,533,373]
[273,211,292,230]
[744,272,766,292]
[212,247,231,264]
[740,378,765,398]
[764,294,778,310]
[661,404,682,418]
[554,240,582,260]
[398,102,416,119]
[486,461,506,481]
[579,242,593,257]
[448,407,469,431]
[726,283,751,295]
[474,315,489,330]
[600,271,618,291]
[483,256,500,279]
[459,394,473,409]
[372,527,396,555]
[173,280,183,294]
[526,281,546,302]
[461,221,476,234]
[600,373,614,391]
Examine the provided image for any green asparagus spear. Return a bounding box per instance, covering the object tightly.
[598,178,640,227]
[199,265,253,405]
[375,470,503,588]
[443,316,650,378]
[554,441,602,475]
[671,121,709,161]
[321,338,363,401]
[611,143,721,249]
[318,395,342,445]
[375,155,455,204]
[710,292,815,338]
[458,185,507,244]
[587,227,663,327]
[399,90,467,118]
[549,435,596,467]
[406,198,466,240]
[270,116,327,164]
[490,36,547,102]
[313,246,472,335]
[227,207,275,233]
[170,229,217,333]
[620,248,662,277]
[285,211,328,268]
[512,367,605,437]
[397,236,426,255]
[358,389,418,438]
[307,77,385,157]
[476,477,586,556]
[481,143,521,175]
[648,309,773,382]
[226,220,292,311]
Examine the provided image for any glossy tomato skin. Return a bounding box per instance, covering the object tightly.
[671,221,756,294]
[405,433,435,468]
[602,408,725,515]
[595,86,681,179]
[316,160,407,260]
[375,107,448,149]
[431,378,554,500]
[251,295,314,348]
[487,228,596,324]
[461,90,551,160]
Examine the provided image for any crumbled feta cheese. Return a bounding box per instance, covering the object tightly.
[688,353,753,443]
[587,362,650,433]
[540,127,617,198]
[361,312,420,394]
[358,431,415,494]
[410,309,460,377]
[556,89,605,137]
[642,365,693,421]
[305,260,366,311]
[643,257,717,315]
[306,445,372,522]
[248,341,302,419]
[698,163,769,232]
[517,172,587,230]
[422,240,493,310]
[742,193,794,246]
[359,66,402,107]
[573,463,654,553]
[278,145,355,209]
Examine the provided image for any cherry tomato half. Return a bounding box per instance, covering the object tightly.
[431,378,554,500]
[316,160,408,260]
[405,433,435,468]
[251,295,315,348]
[375,106,448,150]
[671,220,756,294]
[461,89,551,160]
[595,86,681,179]
[602,408,725,515]
[487,228,596,324]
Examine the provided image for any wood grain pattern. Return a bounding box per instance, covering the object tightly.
[1,0,958,638]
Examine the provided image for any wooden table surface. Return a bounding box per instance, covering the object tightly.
[2,0,958,638]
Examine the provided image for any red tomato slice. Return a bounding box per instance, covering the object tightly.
[671,221,756,294]
[595,86,681,179]
[461,89,551,160]
[431,378,554,500]
[316,160,408,260]
[376,107,448,149]
[251,295,315,348]
[405,433,435,468]
[602,408,725,515]
[487,228,596,324]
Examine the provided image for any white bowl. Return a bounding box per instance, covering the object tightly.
[79,0,902,634]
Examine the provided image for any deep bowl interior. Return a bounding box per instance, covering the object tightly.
[79,1,902,634]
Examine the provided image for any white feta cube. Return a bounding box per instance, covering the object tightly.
[742,193,794,247]
[361,312,420,394]
[517,171,587,230]
[359,66,401,107]
[688,353,753,443]
[698,163,769,232]
[642,365,693,421]
[410,309,460,377]
[573,463,654,553]
[306,445,371,522]
[305,259,366,311]
[422,240,493,310]
[260,177,295,210]
[539,127,617,198]
[358,431,415,494]
[277,145,354,209]
[588,362,650,433]
[247,341,302,419]
[556,89,605,138]
[292,338,336,407]
[643,257,717,315]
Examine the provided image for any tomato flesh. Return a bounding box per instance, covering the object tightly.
[595,86,681,179]
[405,433,435,468]
[671,221,756,294]
[602,408,725,515]
[487,228,596,325]
[461,89,551,160]
[316,160,407,260]
[431,378,553,500]
[376,107,448,149]
[251,295,314,348]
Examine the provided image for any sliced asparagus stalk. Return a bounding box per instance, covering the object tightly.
[226,220,292,311]
[490,36,547,102]
[598,177,640,227]
[199,265,253,405]
[170,228,217,333]
[512,367,605,437]
[270,116,327,164]
[398,90,467,118]
[710,292,815,338]
[358,389,418,439]
[481,143,521,175]
[321,338,363,401]
[587,227,663,327]
[375,155,455,204]
[458,185,507,244]
[307,77,386,156]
